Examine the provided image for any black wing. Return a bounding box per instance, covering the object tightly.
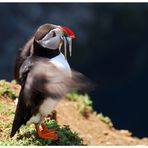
[22,57,93,102]
[14,37,34,83]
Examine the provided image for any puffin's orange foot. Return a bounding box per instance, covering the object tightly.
[35,124,58,140]
[39,129,58,140]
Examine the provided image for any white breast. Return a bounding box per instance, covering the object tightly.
[27,98,59,125]
[39,98,59,117]
[50,53,71,74]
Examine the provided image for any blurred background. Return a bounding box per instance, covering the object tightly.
[0,3,148,138]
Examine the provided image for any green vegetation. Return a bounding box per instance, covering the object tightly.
[0,119,84,146]
[66,92,93,116]
[0,80,18,99]
[97,113,113,127]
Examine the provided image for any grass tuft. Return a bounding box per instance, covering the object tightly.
[0,80,18,99]
[0,119,84,146]
[66,92,93,117]
[97,113,113,127]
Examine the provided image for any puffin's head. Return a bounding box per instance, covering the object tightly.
[34,23,75,57]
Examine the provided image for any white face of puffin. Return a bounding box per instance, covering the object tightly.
[37,28,63,50]
[37,27,73,58]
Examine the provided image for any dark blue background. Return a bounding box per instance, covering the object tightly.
[0,3,148,137]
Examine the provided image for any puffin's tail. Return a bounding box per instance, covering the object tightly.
[10,92,23,137]
[10,88,29,138]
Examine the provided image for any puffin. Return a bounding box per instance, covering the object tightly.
[10,23,91,140]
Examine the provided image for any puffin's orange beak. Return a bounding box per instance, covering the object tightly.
[59,26,75,39]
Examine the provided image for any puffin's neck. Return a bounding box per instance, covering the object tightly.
[33,41,60,59]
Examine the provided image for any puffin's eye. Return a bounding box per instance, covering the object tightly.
[52,31,56,37]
